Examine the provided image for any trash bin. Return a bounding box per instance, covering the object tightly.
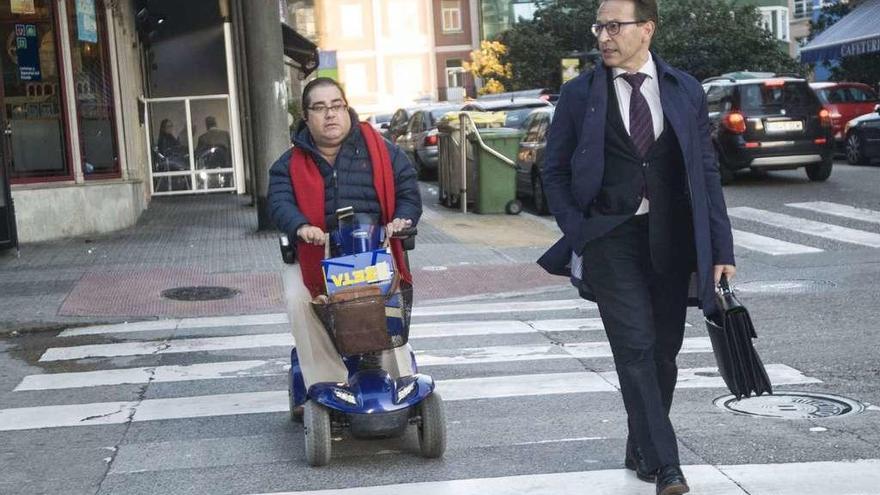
[436,112,504,209]
[469,127,523,214]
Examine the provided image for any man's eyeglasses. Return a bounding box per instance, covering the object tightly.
[308,103,347,117]
[591,20,645,37]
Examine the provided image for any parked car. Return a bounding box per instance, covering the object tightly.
[385,107,420,143]
[460,98,552,130]
[843,104,880,165]
[395,104,462,178]
[810,82,878,144]
[366,113,393,134]
[702,73,834,183]
[514,107,555,214]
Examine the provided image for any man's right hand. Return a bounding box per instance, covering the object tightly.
[296,225,325,245]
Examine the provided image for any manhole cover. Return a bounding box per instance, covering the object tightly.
[734,280,835,294]
[714,392,865,419]
[161,286,240,301]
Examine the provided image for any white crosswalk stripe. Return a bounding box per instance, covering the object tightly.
[732,229,823,255]
[787,201,880,225]
[247,460,880,495]
[728,206,880,248]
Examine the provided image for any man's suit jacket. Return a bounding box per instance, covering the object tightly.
[537,52,735,317]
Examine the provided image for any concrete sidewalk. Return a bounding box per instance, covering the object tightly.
[0,187,567,332]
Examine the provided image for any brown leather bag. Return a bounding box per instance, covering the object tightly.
[314,284,391,356]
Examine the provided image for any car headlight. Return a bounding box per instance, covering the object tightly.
[396,381,417,402]
[333,388,357,405]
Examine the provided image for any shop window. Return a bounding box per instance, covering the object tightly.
[67,0,119,178]
[0,0,71,182]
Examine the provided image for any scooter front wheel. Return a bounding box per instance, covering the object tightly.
[418,392,446,458]
[303,400,331,466]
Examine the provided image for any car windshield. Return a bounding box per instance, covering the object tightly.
[503,107,544,128]
[740,82,816,113]
[373,114,392,124]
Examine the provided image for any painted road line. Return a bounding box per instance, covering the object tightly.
[409,320,535,338]
[247,460,880,495]
[22,338,711,391]
[39,333,294,362]
[412,299,596,317]
[14,360,288,391]
[732,229,823,256]
[58,313,289,337]
[0,365,819,432]
[728,207,880,248]
[600,364,821,389]
[787,201,880,225]
[417,337,711,367]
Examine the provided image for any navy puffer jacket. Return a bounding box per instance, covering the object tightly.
[267,114,422,235]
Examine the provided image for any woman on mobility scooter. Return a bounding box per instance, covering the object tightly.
[267,78,445,466]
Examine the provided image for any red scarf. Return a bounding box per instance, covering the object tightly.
[290,122,413,298]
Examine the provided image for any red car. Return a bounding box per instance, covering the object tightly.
[811,82,878,143]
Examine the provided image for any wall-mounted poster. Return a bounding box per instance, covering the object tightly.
[76,0,98,43]
[15,24,41,81]
[11,0,36,15]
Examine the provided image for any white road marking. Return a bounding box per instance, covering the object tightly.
[412,299,596,317]
[732,229,823,255]
[246,460,880,495]
[0,365,819,432]
[14,360,287,391]
[728,207,880,248]
[59,313,289,337]
[787,201,880,225]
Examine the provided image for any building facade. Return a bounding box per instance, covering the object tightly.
[432,0,478,102]
[0,0,316,246]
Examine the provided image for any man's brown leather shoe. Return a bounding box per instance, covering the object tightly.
[656,465,689,495]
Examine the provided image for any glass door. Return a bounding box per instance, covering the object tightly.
[0,0,71,183]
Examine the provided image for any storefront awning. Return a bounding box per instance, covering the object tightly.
[800,0,880,64]
[281,23,318,76]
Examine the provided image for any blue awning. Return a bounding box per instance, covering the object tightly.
[800,0,880,64]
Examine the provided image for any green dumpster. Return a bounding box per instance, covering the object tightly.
[469,127,523,214]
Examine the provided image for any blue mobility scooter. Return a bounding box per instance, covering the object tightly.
[280,212,446,466]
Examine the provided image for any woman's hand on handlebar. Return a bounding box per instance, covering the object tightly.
[296,224,326,245]
[386,218,413,238]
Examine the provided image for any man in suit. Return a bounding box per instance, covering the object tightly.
[538,1,736,494]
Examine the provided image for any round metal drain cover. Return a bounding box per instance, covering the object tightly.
[734,280,835,294]
[714,392,865,419]
[161,286,240,301]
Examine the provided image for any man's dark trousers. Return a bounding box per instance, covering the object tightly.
[581,214,691,471]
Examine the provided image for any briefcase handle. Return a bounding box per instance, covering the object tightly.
[716,274,733,295]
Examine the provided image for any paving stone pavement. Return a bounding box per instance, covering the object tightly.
[0,189,567,332]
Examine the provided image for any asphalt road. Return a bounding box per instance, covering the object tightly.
[1,161,879,495]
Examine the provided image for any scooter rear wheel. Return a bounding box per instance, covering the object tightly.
[304,400,331,466]
[418,392,446,458]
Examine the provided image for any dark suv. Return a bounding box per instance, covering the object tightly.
[702,73,834,183]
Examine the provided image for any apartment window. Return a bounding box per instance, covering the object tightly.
[441,0,462,33]
[445,59,465,87]
[759,6,789,42]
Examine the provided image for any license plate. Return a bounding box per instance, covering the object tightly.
[765,120,803,133]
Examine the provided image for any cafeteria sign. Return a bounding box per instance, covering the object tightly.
[15,24,41,82]
[76,0,98,43]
